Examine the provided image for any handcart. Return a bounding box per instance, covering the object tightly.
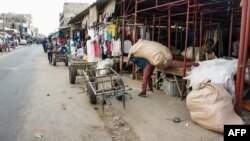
[52,51,68,66]
[68,59,97,84]
[83,67,132,113]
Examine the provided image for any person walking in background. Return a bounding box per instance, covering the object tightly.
[42,38,48,53]
[47,42,54,64]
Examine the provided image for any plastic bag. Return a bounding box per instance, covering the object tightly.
[181,46,199,62]
[96,58,114,76]
[184,58,238,97]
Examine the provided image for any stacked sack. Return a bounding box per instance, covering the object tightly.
[129,39,173,69]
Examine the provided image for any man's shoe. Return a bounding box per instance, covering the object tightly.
[138,93,147,97]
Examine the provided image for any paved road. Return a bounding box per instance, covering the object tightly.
[0,45,112,141]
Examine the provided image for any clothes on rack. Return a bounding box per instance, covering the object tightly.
[88,28,95,39]
[124,40,132,54]
[111,38,121,57]
[86,38,97,62]
[108,24,117,37]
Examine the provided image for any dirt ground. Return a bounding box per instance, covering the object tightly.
[3,46,249,141]
[90,75,250,141]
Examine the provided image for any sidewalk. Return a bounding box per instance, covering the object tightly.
[102,76,223,141]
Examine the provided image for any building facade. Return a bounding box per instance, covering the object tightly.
[59,3,89,28]
[0,13,35,39]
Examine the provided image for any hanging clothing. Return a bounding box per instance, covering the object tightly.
[146,29,150,40]
[88,28,95,39]
[124,40,132,54]
[111,38,121,56]
[109,24,117,37]
[125,26,131,36]
[86,39,97,62]
[107,32,112,41]
[94,41,100,58]
[107,41,112,54]
[104,28,108,41]
[140,26,146,39]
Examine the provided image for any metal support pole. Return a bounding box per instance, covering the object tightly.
[2,13,5,34]
[235,0,248,114]
[132,0,138,80]
[175,23,178,49]
[152,14,155,41]
[228,8,234,57]
[158,19,161,42]
[120,1,125,75]
[239,1,250,114]
[181,0,190,98]
[199,12,203,47]
[193,11,197,60]
[168,8,171,49]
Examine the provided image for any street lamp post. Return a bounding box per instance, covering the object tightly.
[2,13,4,33]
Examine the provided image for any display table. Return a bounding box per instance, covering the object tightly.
[155,60,199,98]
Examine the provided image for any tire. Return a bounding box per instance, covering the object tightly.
[65,60,68,66]
[87,83,97,104]
[69,67,77,84]
[112,78,125,101]
[53,58,56,66]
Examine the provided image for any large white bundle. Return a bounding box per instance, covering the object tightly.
[181,46,200,62]
[184,58,238,97]
[186,83,244,133]
[96,58,114,76]
[129,39,173,69]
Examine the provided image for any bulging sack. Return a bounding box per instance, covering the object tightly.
[130,39,173,69]
[186,83,244,133]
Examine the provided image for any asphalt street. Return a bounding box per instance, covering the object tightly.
[0,45,112,141]
[0,45,40,141]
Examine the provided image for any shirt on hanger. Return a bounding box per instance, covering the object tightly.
[124,40,132,54]
[111,38,121,56]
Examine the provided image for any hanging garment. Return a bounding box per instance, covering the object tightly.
[109,24,117,37]
[111,38,121,56]
[106,26,112,41]
[140,26,146,39]
[107,32,112,41]
[213,29,218,44]
[104,28,108,41]
[94,41,100,58]
[86,39,97,62]
[125,26,131,36]
[124,40,132,54]
[107,41,112,54]
[103,41,107,54]
[88,28,95,39]
[146,29,150,40]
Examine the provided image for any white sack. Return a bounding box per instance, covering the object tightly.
[129,39,173,69]
[96,58,114,76]
[186,83,244,133]
[184,58,238,97]
[181,46,200,62]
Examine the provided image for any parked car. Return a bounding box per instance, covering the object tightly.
[0,38,7,52]
[19,39,27,45]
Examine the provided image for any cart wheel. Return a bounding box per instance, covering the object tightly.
[65,60,68,66]
[87,83,97,104]
[112,78,125,101]
[52,55,56,66]
[69,67,77,84]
